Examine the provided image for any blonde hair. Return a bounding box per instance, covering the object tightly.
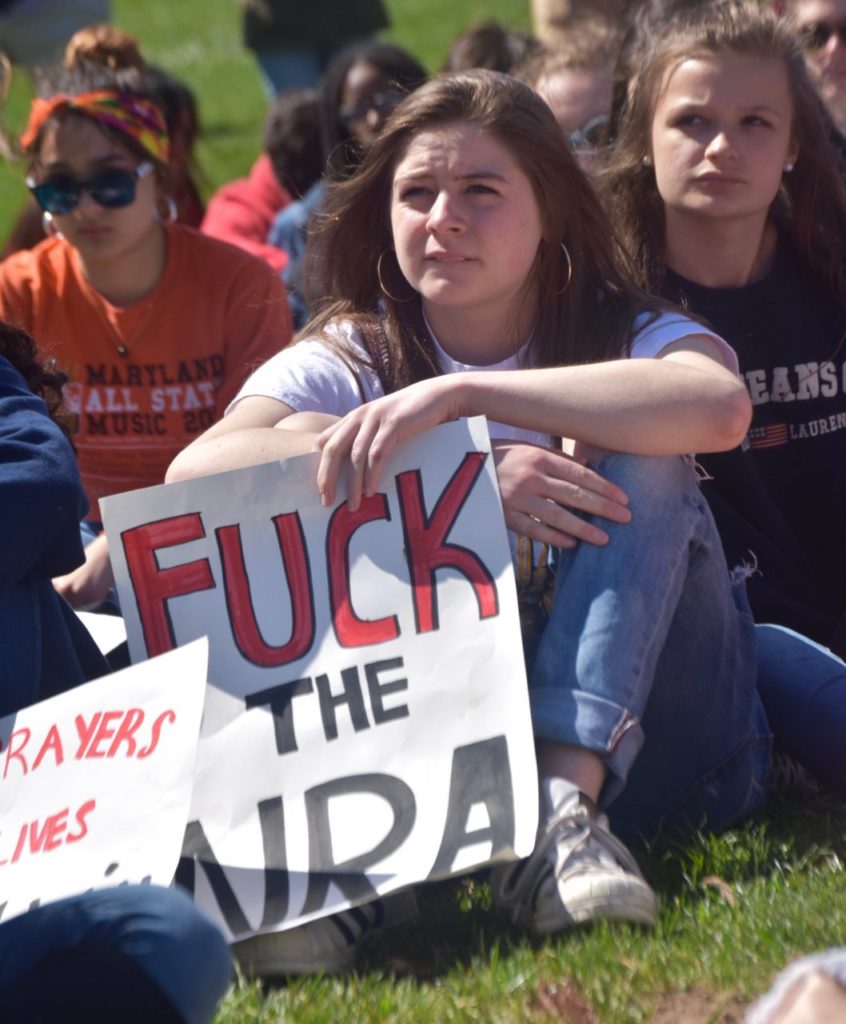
[517,14,622,80]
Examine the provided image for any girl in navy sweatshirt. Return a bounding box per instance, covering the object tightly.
[0,321,106,716]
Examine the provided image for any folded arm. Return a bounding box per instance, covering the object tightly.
[166,398,323,482]
[316,338,751,508]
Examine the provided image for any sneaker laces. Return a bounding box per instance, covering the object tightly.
[497,794,647,919]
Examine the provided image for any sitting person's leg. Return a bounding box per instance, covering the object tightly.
[0,885,232,1024]
[756,623,846,797]
[498,454,770,931]
[232,887,419,979]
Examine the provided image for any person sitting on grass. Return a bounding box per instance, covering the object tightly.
[516,15,622,174]
[202,87,322,274]
[0,319,106,716]
[169,69,773,975]
[602,1,846,795]
[0,59,292,611]
[0,320,233,1023]
[268,41,427,328]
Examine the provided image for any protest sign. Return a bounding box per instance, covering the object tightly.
[75,610,127,657]
[0,638,207,923]
[102,417,538,941]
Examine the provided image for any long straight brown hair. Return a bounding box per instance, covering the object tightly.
[303,69,665,393]
[602,3,846,301]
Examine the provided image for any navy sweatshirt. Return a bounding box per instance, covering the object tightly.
[0,355,106,716]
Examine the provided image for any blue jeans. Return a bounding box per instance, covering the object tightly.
[268,180,326,330]
[254,38,370,97]
[756,623,846,796]
[0,886,231,1023]
[525,454,772,841]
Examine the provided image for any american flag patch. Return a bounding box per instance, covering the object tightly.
[748,422,789,449]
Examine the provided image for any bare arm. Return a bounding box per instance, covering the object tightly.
[53,531,114,609]
[316,337,751,507]
[166,397,325,482]
[466,340,750,452]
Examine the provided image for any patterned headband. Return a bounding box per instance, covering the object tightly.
[20,88,170,163]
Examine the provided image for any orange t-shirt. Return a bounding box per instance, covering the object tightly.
[0,224,292,515]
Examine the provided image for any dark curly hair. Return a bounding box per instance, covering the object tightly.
[319,41,428,181]
[0,321,70,437]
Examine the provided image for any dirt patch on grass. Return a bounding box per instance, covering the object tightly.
[533,980,599,1022]
[648,989,749,1023]
[531,983,749,1023]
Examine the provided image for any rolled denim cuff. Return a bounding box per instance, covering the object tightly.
[529,686,644,806]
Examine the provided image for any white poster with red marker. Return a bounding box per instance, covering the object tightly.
[102,417,538,941]
[0,639,207,923]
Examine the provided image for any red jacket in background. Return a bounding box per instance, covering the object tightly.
[201,154,290,273]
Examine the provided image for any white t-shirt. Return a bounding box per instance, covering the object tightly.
[230,311,736,438]
[228,311,734,584]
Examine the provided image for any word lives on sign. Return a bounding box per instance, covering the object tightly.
[103,417,537,941]
[0,640,207,922]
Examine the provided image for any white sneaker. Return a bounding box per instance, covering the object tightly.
[233,888,418,978]
[492,780,658,934]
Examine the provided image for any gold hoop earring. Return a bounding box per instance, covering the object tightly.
[538,242,573,297]
[376,249,414,303]
[558,241,573,295]
[157,195,178,223]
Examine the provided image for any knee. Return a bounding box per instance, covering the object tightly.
[93,885,231,993]
[592,453,694,498]
[139,887,233,1017]
[149,886,231,972]
[589,454,704,537]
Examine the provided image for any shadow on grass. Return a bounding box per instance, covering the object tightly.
[356,869,664,983]
[639,790,846,907]
[200,121,248,140]
[359,791,846,982]
[250,791,846,995]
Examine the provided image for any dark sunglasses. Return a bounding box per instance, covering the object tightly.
[26,161,154,215]
[800,20,846,49]
[566,114,609,152]
[339,89,406,128]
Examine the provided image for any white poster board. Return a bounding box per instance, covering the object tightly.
[75,609,127,656]
[0,638,207,923]
[103,418,538,941]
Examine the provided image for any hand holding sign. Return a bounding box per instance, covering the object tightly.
[103,418,538,940]
[316,375,464,509]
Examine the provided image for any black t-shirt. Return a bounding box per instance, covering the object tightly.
[662,237,846,652]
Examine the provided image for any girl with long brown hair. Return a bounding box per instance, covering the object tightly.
[170,69,771,975]
[603,1,846,792]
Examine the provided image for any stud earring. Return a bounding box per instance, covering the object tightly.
[642,154,652,167]
[783,161,795,173]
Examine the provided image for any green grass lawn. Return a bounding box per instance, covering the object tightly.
[0,0,531,240]
[4,3,845,1019]
[215,792,846,1023]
